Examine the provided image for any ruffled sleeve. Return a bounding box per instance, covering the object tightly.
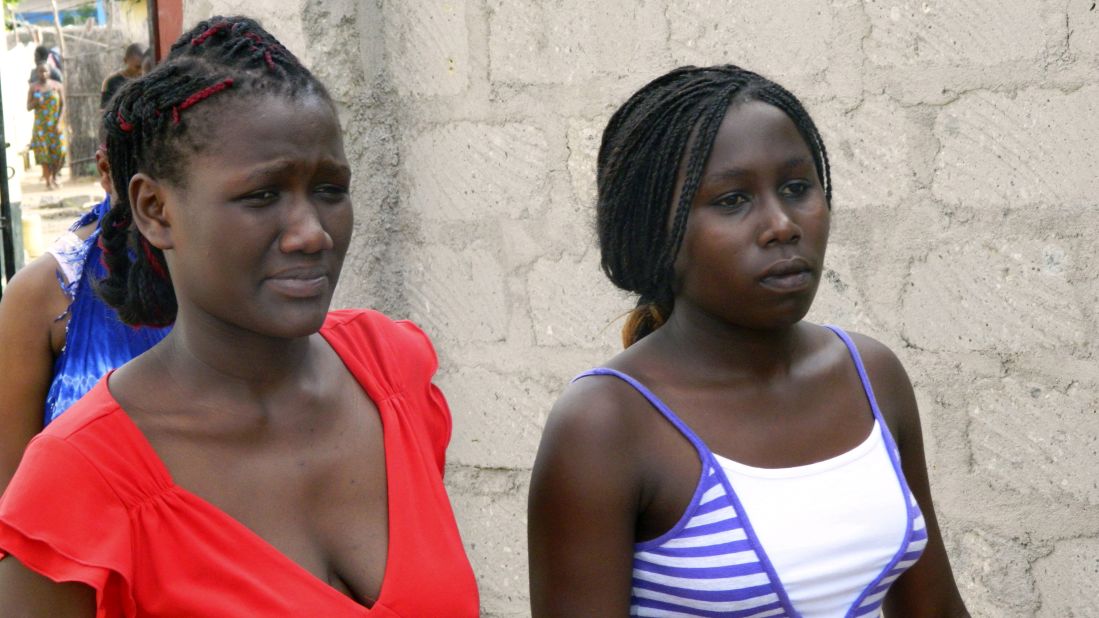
[392,319,453,475]
[0,434,134,616]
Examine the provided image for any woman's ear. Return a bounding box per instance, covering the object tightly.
[129,173,174,251]
[94,149,112,196]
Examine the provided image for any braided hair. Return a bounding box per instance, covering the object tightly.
[596,65,832,347]
[96,16,331,327]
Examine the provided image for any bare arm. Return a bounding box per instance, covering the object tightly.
[0,556,95,617]
[0,254,68,494]
[26,86,35,111]
[528,380,642,617]
[853,334,970,617]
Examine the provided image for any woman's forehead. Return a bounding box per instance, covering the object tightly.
[181,94,346,174]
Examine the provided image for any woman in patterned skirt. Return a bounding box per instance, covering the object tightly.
[26,62,66,189]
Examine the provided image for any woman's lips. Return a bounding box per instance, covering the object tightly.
[760,270,813,291]
[265,269,329,298]
[759,258,814,291]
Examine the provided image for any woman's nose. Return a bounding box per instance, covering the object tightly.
[278,199,334,254]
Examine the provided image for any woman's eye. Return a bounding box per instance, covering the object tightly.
[239,190,279,206]
[315,184,350,202]
[781,181,810,198]
[715,193,749,209]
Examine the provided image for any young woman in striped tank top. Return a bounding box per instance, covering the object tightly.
[529,66,969,618]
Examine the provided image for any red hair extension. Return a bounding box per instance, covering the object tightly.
[241,32,276,69]
[140,238,168,280]
[192,23,229,46]
[97,235,112,271]
[171,78,234,124]
[117,111,134,132]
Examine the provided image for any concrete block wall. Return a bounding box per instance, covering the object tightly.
[184,1,1099,615]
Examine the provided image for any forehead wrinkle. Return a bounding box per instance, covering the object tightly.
[244,159,296,182]
[240,158,351,183]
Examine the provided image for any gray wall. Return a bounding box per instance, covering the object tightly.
[185,1,1099,615]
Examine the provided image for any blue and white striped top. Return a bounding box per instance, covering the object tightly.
[575,326,927,618]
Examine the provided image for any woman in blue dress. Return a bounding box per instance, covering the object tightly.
[0,148,169,492]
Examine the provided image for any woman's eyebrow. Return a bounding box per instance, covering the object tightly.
[244,160,296,181]
[703,157,812,183]
[241,159,351,182]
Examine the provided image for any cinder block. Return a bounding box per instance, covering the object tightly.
[813,205,948,340]
[814,96,925,209]
[968,376,1099,506]
[901,237,1088,352]
[804,244,880,335]
[487,0,669,84]
[566,117,604,209]
[944,526,1041,616]
[300,0,371,105]
[404,122,549,221]
[1034,537,1099,617]
[385,0,470,96]
[1068,0,1099,60]
[864,1,1058,68]
[933,87,1099,207]
[439,366,552,469]
[527,251,630,350]
[667,0,834,80]
[406,246,509,343]
[446,466,531,617]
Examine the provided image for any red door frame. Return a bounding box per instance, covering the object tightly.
[149,0,184,62]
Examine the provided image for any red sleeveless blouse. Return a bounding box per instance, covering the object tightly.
[0,310,479,617]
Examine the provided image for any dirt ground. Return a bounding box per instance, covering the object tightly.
[17,170,105,260]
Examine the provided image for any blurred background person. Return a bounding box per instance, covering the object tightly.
[99,43,145,109]
[27,45,62,84]
[26,62,65,189]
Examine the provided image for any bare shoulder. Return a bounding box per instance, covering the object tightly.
[529,370,652,615]
[841,330,919,438]
[0,253,67,324]
[841,331,912,390]
[541,372,649,459]
[533,366,663,500]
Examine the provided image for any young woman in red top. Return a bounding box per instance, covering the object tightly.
[0,16,479,617]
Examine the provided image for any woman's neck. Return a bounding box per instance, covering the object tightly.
[158,310,316,399]
[646,299,807,383]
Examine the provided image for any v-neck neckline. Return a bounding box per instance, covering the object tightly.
[102,328,391,615]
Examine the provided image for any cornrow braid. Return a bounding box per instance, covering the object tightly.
[169,16,315,89]
[596,65,832,347]
[95,16,331,327]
